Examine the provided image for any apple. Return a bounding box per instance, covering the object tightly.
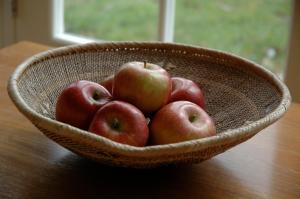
[169,77,205,108]
[150,101,216,145]
[100,75,114,94]
[113,61,172,113]
[55,80,112,130]
[89,101,149,147]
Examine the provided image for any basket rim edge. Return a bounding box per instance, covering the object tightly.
[6,41,292,155]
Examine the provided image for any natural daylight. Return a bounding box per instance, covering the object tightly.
[64,0,291,75]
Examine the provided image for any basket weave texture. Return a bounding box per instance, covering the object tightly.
[7,42,291,168]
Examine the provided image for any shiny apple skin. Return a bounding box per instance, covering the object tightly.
[55,80,112,130]
[170,77,205,108]
[100,75,114,94]
[89,101,149,147]
[150,101,216,145]
[113,61,172,114]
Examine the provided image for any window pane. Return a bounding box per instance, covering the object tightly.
[175,0,292,75]
[64,0,158,41]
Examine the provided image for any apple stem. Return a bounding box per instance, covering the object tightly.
[143,61,147,68]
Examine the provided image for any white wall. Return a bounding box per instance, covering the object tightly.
[0,0,18,47]
[0,0,57,48]
[15,0,54,46]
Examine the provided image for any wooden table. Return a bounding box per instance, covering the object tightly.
[1,41,299,199]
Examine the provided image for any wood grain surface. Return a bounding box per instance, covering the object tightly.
[0,41,299,199]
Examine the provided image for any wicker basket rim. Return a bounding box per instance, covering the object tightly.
[7,41,291,154]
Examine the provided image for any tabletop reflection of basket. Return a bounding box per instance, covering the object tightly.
[7,42,291,168]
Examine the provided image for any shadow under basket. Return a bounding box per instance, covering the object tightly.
[7,42,291,168]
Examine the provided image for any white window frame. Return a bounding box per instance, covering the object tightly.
[52,0,94,45]
[158,0,175,42]
[52,0,176,45]
[285,0,300,102]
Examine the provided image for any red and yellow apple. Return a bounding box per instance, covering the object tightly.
[169,77,205,108]
[113,61,172,113]
[55,80,112,130]
[89,101,149,147]
[100,75,114,94]
[150,101,216,145]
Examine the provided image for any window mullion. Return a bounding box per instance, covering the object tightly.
[52,0,64,38]
[158,0,175,42]
[285,0,300,102]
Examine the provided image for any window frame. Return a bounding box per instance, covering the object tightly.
[52,0,176,45]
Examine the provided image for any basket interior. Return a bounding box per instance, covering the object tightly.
[17,44,282,133]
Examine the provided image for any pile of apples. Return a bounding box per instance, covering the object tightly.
[55,61,216,147]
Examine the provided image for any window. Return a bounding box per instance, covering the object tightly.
[174,1,291,75]
[54,0,175,43]
[64,0,159,41]
[58,0,291,76]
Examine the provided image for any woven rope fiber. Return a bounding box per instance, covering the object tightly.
[7,42,291,168]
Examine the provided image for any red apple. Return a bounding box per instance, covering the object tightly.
[89,101,149,147]
[113,61,172,113]
[170,77,205,108]
[100,75,114,94]
[55,80,112,130]
[150,101,216,145]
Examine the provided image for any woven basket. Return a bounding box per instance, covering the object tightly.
[7,42,291,168]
